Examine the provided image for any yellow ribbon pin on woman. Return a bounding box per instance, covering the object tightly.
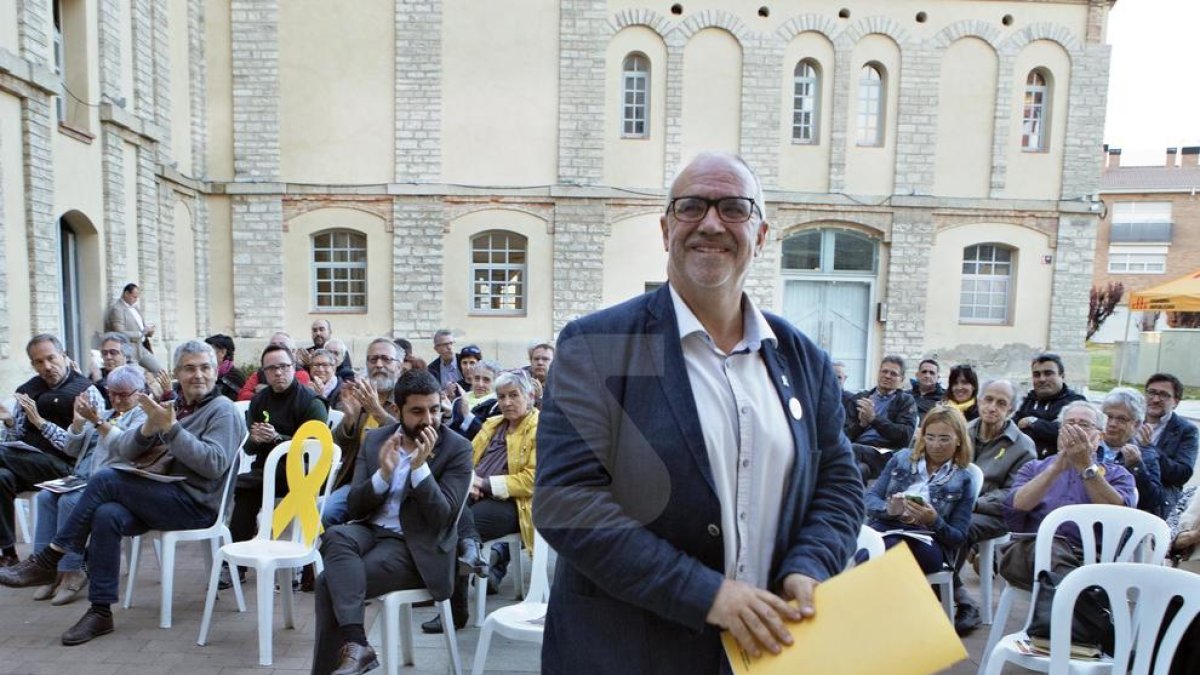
[272,419,335,546]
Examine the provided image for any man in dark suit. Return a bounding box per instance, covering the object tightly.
[534,153,864,674]
[1141,373,1198,515]
[309,369,472,675]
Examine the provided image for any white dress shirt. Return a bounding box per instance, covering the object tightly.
[670,285,794,588]
[369,441,433,533]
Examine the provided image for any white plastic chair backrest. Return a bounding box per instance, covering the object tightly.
[215,431,250,522]
[966,463,984,499]
[1047,562,1200,675]
[525,530,555,604]
[856,525,886,562]
[234,400,250,418]
[327,409,344,430]
[1033,503,1170,575]
[257,438,341,544]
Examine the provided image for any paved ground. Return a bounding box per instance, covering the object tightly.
[0,536,1035,674]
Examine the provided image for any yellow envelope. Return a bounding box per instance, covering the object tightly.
[722,545,967,675]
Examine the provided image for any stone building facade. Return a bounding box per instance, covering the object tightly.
[0,0,1113,393]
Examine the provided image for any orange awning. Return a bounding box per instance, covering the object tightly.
[1128,269,1200,311]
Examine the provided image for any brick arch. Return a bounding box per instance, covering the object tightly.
[1001,22,1080,56]
[775,14,839,42]
[838,15,911,48]
[931,19,1003,51]
[444,204,554,234]
[607,8,672,38]
[282,198,393,232]
[674,9,750,43]
[778,218,887,239]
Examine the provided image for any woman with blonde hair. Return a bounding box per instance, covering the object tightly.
[865,405,977,573]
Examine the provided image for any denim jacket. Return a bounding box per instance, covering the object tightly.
[865,448,976,552]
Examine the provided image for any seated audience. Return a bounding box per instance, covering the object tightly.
[1015,353,1086,458]
[423,370,538,633]
[427,329,460,390]
[1141,373,1198,515]
[1099,387,1164,517]
[225,344,327,587]
[205,334,245,401]
[944,364,980,422]
[324,339,402,528]
[911,359,946,420]
[236,332,311,401]
[455,345,482,392]
[0,341,245,645]
[403,354,427,373]
[33,365,148,606]
[324,339,356,383]
[460,360,499,411]
[865,405,976,574]
[952,379,1035,634]
[833,360,856,410]
[999,401,1136,590]
[309,370,471,675]
[305,348,344,411]
[0,334,106,566]
[845,355,919,480]
[88,333,133,405]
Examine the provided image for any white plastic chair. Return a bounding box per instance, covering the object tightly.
[925,463,985,618]
[848,524,886,569]
[982,562,1200,675]
[977,503,1171,675]
[471,530,554,675]
[233,400,250,417]
[122,433,248,628]
[373,480,472,675]
[196,437,341,666]
[326,408,344,430]
[470,532,525,627]
[978,532,1010,625]
[14,491,36,544]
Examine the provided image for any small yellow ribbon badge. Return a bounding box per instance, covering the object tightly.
[271,419,335,546]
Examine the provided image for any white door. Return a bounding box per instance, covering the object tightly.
[782,279,871,391]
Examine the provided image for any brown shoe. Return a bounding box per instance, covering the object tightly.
[51,571,87,606]
[33,573,63,601]
[0,555,57,588]
[331,642,379,675]
[61,608,114,646]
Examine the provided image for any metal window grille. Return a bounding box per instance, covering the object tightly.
[471,231,527,314]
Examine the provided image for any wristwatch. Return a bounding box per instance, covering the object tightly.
[1081,464,1102,481]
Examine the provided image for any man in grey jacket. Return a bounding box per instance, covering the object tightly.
[952,379,1035,634]
[0,341,245,646]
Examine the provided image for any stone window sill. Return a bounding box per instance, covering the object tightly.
[58,122,95,144]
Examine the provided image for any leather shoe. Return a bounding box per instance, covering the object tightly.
[331,641,379,675]
[0,555,57,588]
[61,608,114,646]
[51,571,87,606]
[954,602,982,636]
[457,538,488,578]
[420,613,467,634]
[34,574,62,601]
[0,553,18,568]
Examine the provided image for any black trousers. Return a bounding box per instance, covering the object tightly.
[229,460,290,544]
[0,447,72,548]
[310,522,422,675]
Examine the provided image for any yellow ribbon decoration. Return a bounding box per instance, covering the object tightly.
[271,419,335,546]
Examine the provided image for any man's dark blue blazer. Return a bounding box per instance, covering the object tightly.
[534,284,865,674]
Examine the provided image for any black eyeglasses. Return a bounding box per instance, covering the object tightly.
[666,196,759,224]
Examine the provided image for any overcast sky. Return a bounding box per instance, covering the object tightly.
[1103,0,1200,166]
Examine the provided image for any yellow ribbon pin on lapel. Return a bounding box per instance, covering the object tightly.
[271,419,335,546]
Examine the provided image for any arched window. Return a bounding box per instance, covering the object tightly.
[312,229,368,311]
[856,63,885,146]
[621,53,650,138]
[792,60,820,143]
[1022,69,1050,151]
[960,244,1014,324]
[471,230,527,314]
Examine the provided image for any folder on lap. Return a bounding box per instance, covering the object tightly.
[722,546,967,675]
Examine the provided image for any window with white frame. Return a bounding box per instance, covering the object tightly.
[1021,70,1050,151]
[312,230,367,311]
[792,60,820,143]
[1108,245,1167,274]
[856,64,885,146]
[959,244,1014,324]
[621,53,650,138]
[471,230,527,314]
[1110,202,1173,243]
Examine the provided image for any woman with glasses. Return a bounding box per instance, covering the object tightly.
[942,364,979,422]
[1099,387,1165,517]
[32,365,148,605]
[864,405,977,573]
